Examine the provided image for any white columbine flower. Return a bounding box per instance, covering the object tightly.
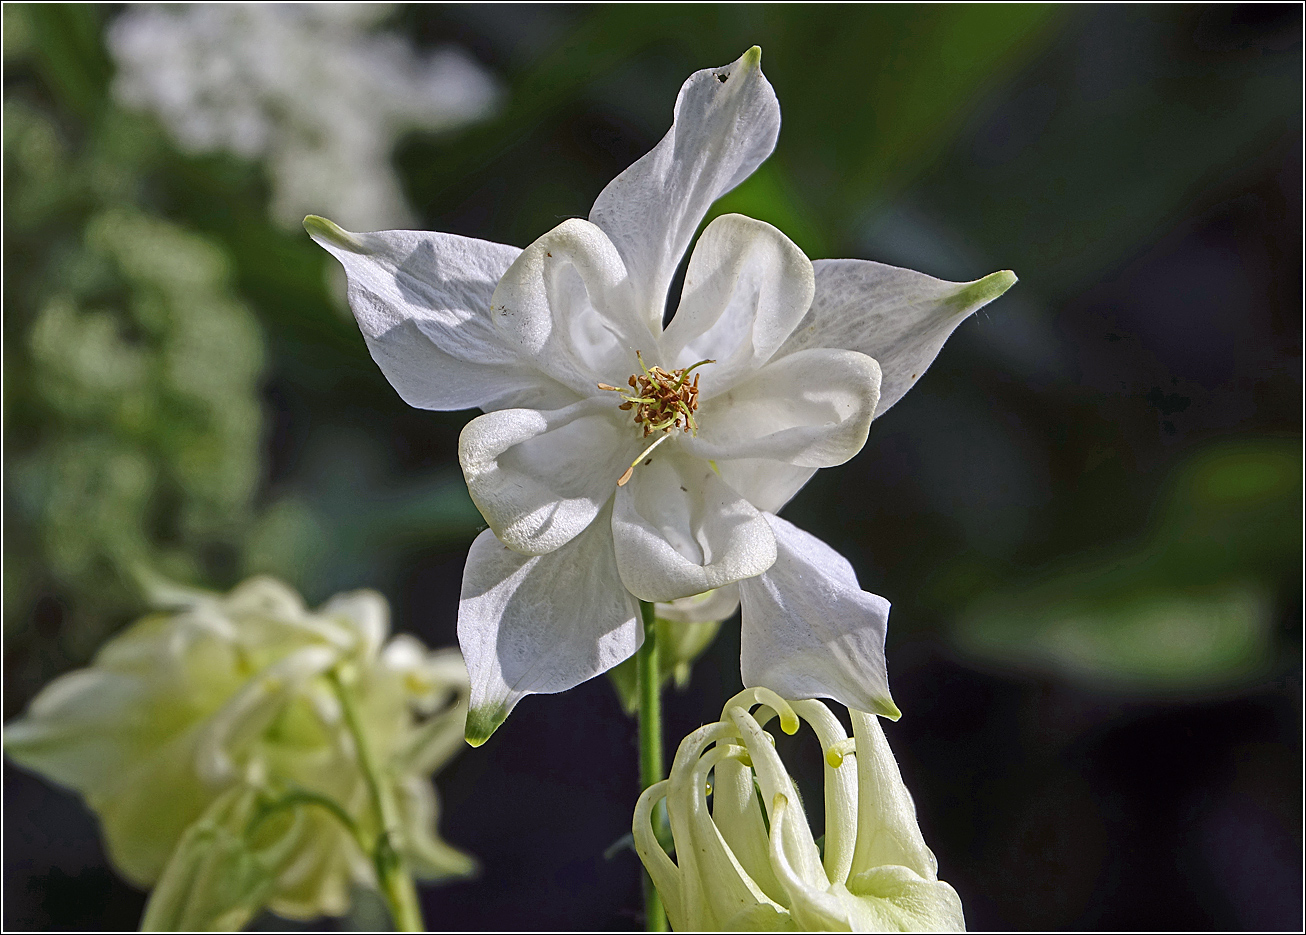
[308,47,1015,744]
[4,576,473,923]
[634,689,965,931]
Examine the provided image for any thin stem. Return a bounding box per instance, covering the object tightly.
[637,600,669,932]
[327,670,424,933]
[247,787,367,852]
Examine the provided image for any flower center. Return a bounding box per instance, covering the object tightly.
[599,351,714,486]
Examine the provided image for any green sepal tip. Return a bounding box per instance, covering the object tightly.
[302,215,365,253]
[948,268,1018,314]
[464,704,509,747]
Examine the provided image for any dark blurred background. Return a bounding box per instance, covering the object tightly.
[3,3,1301,931]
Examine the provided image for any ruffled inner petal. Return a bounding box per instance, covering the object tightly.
[459,400,639,555]
[612,452,776,603]
[490,218,653,395]
[661,214,814,394]
[685,348,880,468]
[655,584,740,625]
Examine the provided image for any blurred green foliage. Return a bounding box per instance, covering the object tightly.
[3,4,485,702]
[710,4,1062,256]
[955,437,1300,691]
[4,9,265,668]
[911,5,1303,289]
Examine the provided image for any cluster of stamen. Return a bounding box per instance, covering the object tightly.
[599,352,713,486]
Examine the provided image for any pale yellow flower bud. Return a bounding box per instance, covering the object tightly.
[634,689,965,932]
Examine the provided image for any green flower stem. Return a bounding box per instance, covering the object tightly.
[327,670,424,933]
[247,788,366,851]
[637,600,669,933]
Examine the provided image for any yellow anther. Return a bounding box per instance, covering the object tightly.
[602,353,715,485]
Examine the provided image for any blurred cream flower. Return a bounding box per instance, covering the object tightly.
[635,689,965,932]
[108,3,498,229]
[309,47,1015,745]
[4,576,473,923]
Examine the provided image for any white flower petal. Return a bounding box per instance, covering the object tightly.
[490,218,651,394]
[738,514,899,718]
[709,754,787,906]
[98,727,222,886]
[661,214,814,391]
[778,258,1017,417]
[458,399,637,555]
[847,709,941,882]
[728,708,826,891]
[667,722,782,928]
[195,645,340,784]
[843,864,967,933]
[768,793,855,931]
[4,610,240,801]
[589,47,780,327]
[633,781,686,925]
[319,589,390,659]
[213,575,308,625]
[789,699,859,887]
[714,458,817,515]
[685,348,880,468]
[612,453,776,603]
[4,668,150,797]
[306,217,572,411]
[458,518,641,745]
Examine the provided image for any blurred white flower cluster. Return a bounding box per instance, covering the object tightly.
[107,3,498,229]
[5,576,473,926]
